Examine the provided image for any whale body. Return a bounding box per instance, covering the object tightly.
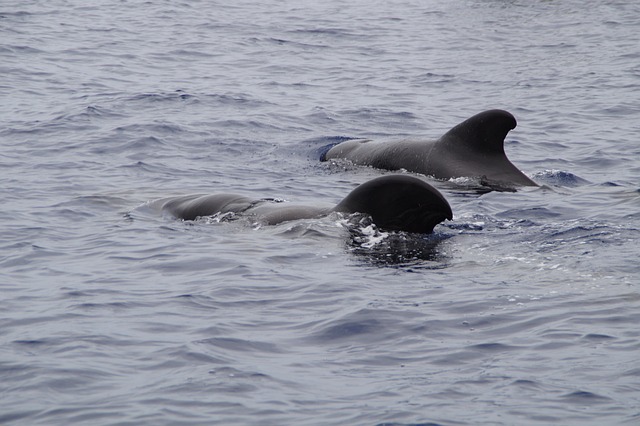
[322,109,538,189]
[156,175,453,234]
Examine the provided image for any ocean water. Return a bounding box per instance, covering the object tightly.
[1,0,639,425]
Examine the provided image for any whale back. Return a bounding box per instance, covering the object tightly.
[161,194,255,221]
[322,110,537,188]
[334,175,452,233]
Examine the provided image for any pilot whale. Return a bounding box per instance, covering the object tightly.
[155,175,453,234]
[322,109,538,188]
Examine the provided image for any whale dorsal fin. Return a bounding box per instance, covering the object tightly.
[440,109,517,155]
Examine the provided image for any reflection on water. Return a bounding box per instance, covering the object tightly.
[346,222,451,269]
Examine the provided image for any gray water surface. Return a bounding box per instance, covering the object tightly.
[1,1,639,424]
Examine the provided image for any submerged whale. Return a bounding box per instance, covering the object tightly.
[322,109,538,188]
[156,175,453,234]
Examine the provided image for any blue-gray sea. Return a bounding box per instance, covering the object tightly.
[1,1,639,425]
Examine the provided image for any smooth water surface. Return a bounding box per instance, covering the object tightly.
[1,1,639,424]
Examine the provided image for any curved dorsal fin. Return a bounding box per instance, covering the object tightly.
[440,109,517,155]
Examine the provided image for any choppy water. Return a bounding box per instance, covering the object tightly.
[1,1,639,424]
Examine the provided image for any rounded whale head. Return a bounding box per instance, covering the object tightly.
[333,175,453,234]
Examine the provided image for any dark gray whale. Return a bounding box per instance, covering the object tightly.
[322,109,538,188]
[157,175,453,234]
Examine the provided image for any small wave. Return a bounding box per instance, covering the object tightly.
[0,44,43,54]
[195,337,282,354]
[532,170,590,187]
[202,211,238,224]
[306,308,403,344]
[377,422,443,426]
[561,390,612,403]
[125,90,197,103]
[313,318,382,342]
[250,36,329,50]
[113,122,185,135]
[119,160,168,173]
[343,215,451,268]
[345,215,390,249]
[289,27,359,38]
[496,206,563,221]
[547,224,616,243]
[468,342,519,352]
[582,333,615,341]
[440,176,518,193]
